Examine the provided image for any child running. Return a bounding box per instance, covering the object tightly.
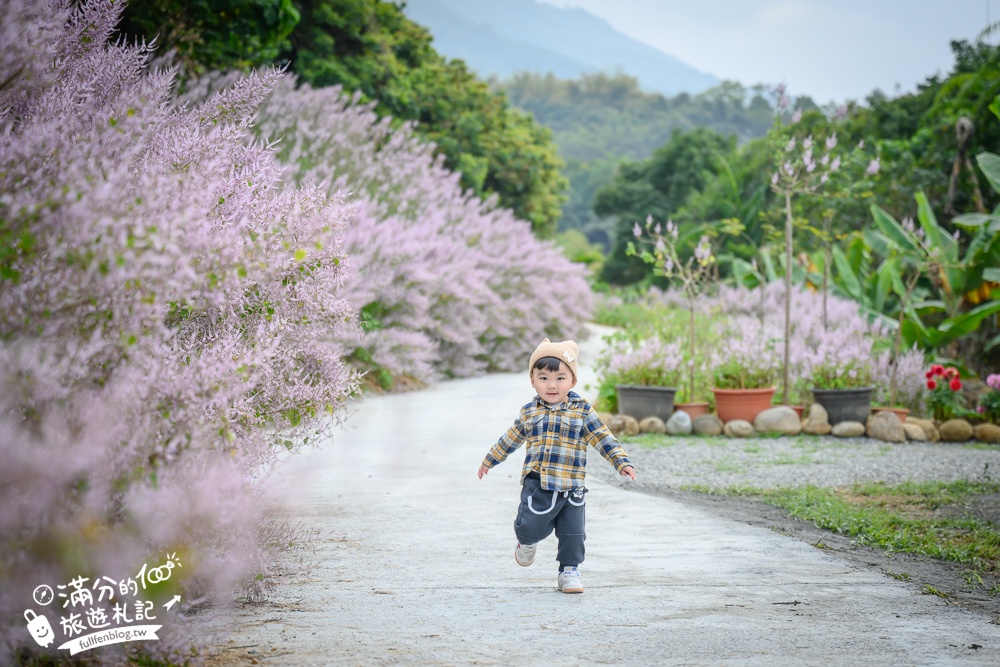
[477,338,636,593]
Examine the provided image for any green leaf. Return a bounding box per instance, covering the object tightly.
[760,249,778,282]
[832,245,861,300]
[937,301,1000,338]
[294,248,307,262]
[874,258,897,312]
[915,192,955,261]
[976,151,1000,196]
[731,258,757,288]
[984,267,1000,282]
[953,213,1000,233]
[870,204,920,255]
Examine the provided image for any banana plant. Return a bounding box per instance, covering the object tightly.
[867,192,1000,355]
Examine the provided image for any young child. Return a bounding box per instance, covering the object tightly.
[477,338,636,594]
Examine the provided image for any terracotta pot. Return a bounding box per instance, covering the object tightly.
[784,405,805,419]
[712,387,776,423]
[872,406,910,423]
[674,401,711,419]
[616,385,678,422]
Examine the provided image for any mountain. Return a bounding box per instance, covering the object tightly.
[401,0,720,97]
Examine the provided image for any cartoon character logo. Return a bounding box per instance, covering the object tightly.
[24,609,55,647]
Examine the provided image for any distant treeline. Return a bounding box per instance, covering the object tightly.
[498,73,816,249]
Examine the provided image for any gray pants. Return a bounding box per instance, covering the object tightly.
[514,475,586,567]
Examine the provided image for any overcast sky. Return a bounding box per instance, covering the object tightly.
[539,0,994,103]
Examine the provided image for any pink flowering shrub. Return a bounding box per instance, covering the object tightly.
[714,283,923,402]
[871,348,927,411]
[0,1,358,662]
[258,79,593,383]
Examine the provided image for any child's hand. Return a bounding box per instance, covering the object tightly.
[620,465,636,481]
[478,464,490,479]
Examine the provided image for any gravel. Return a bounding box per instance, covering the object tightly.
[590,433,1000,491]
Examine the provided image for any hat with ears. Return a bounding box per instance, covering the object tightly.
[529,338,579,382]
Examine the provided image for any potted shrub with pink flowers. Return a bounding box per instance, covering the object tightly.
[710,315,782,423]
[797,320,876,425]
[596,331,685,422]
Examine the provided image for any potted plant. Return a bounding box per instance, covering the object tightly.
[808,359,875,425]
[596,332,684,422]
[924,364,966,422]
[977,374,1000,424]
[801,326,877,425]
[710,315,781,423]
[871,348,927,422]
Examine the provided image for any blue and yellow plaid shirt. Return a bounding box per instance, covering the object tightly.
[482,391,632,491]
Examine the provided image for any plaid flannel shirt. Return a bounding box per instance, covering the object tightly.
[482,391,632,491]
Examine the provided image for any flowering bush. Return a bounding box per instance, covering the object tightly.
[871,348,927,410]
[710,315,782,389]
[594,332,684,412]
[0,1,358,661]
[925,365,965,421]
[599,333,684,387]
[807,359,873,390]
[977,374,1000,423]
[795,313,874,392]
[257,79,592,384]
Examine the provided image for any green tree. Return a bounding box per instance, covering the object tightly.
[283,0,565,235]
[119,0,566,236]
[502,73,775,247]
[118,0,301,75]
[595,127,736,284]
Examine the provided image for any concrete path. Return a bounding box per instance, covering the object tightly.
[209,331,997,666]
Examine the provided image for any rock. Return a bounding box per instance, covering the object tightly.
[803,422,833,436]
[902,423,928,441]
[973,423,1000,443]
[723,419,755,438]
[606,414,627,437]
[939,419,974,442]
[753,406,802,436]
[805,403,830,429]
[906,417,940,442]
[831,421,865,438]
[621,414,641,437]
[802,403,832,434]
[866,410,906,443]
[692,414,724,436]
[639,416,666,434]
[665,410,692,435]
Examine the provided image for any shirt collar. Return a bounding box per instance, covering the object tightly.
[534,390,582,410]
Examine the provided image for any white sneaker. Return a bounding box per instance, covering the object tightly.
[557,567,584,594]
[514,542,537,567]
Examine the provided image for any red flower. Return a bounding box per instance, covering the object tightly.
[931,365,945,376]
[946,367,959,378]
[927,379,937,390]
[950,379,962,391]
[925,371,933,379]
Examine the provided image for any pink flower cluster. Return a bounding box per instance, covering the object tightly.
[258,79,593,383]
[0,1,359,660]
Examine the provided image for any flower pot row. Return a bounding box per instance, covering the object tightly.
[617,385,905,424]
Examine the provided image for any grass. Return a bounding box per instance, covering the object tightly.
[740,480,1000,578]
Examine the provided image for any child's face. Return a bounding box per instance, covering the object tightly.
[530,361,576,405]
